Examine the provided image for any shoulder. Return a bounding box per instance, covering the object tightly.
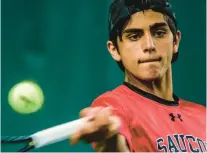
[91,85,126,108]
[179,98,206,113]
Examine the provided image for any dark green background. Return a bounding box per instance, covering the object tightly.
[1,0,206,152]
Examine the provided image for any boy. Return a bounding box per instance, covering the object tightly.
[70,0,206,152]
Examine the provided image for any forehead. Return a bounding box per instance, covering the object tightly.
[125,9,167,29]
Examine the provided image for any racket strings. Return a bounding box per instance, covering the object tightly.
[1,136,32,143]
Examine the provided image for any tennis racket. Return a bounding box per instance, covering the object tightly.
[1,117,89,152]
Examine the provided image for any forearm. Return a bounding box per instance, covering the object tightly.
[94,134,130,152]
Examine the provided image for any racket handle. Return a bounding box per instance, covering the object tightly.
[31,117,89,148]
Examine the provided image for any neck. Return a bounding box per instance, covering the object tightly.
[124,67,174,101]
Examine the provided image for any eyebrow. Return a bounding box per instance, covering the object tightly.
[122,22,168,35]
[150,22,168,29]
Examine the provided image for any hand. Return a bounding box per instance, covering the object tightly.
[69,107,120,145]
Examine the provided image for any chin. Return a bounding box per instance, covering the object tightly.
[141,77,160,82]
[136,71,161,82]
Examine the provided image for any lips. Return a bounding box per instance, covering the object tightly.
[138,57,161,64]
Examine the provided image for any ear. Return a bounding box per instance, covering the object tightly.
[107,40,121,62]
[173,30,181,54]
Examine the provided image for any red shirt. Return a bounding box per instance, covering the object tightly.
[91,82,206,152]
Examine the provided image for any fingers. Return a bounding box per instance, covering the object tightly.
[106,116,121,139]
[94,107,112,126]
[69,107,118,145]
[82,116,120,143]
[70,129,82,145]
[70,121,108,144]
[79,107,103,118]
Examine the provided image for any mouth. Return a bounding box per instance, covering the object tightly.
[138,57,161,64]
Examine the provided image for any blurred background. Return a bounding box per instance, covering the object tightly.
[1,0,206,152]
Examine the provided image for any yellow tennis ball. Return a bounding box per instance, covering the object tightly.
[8,81,44,114]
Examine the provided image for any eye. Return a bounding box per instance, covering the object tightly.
[154,30,166,38]
[127,34,141,41]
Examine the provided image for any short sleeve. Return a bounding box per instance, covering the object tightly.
[90,94,133,152]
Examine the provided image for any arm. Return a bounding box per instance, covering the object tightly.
[91,96,132,152]
[69,96,132,152]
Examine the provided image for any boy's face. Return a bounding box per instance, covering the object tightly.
[108,9,181,81]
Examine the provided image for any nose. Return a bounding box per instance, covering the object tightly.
[143,33,156,53]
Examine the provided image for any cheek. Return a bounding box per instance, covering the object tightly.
[119,44,141,69]
[156,39,173,60]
